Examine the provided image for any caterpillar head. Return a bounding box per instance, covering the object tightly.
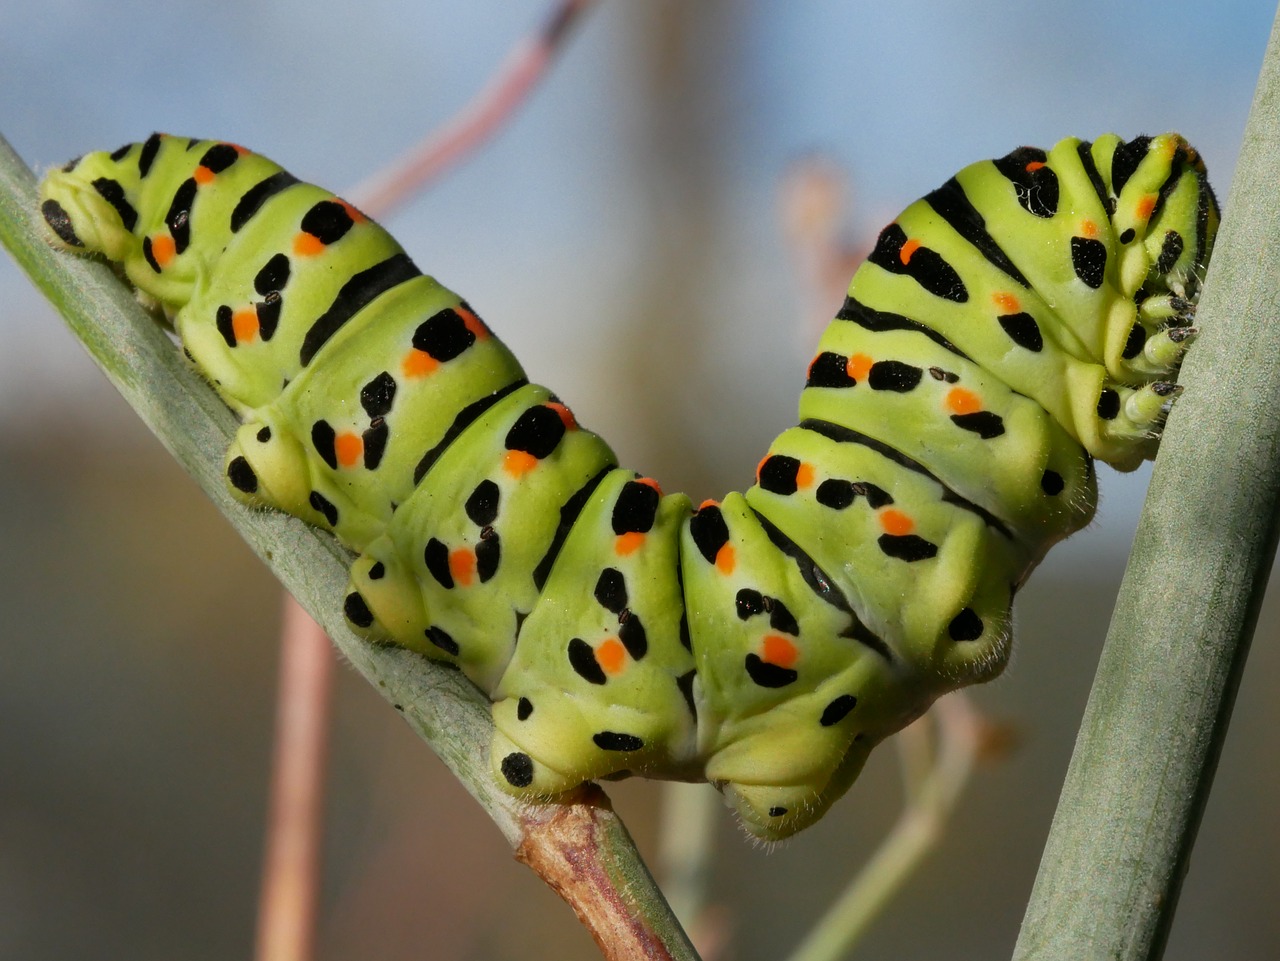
[40,149,145,263]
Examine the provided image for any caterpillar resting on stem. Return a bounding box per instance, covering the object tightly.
[39,132,1217,839]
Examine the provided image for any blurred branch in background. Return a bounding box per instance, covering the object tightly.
[254,597,334,961]
[349,0,598,220]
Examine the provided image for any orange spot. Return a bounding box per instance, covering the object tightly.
[880,508,914,536]
[1135,195,1157,221]
[795,462,815,489]
[715,544,736,575]
[992,291,1020,313]
[293,232,325,256]
[449,548,475,587]
[335,198,366,224]
[1079,220,1099,239]
[946,387,981,415]
[846,353,873,382]
[1025,160,1046,172]
[334,432,363,468]
[899,238,921,265]
[231,308,259,343]
[504,449,538,478]
[227,143,248,156]
[402,348,439,379]
[193,165,215,185]
[149,234,176,268]
[761,634,798,669]
[546,401,577,431]
[596,638,627,675]
[635,476,663,496]
[698,499,720,510]
[615,531,645,556]
[455,304,489,339]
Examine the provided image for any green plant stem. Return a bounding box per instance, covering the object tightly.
[0,133,698,961]
[1012,7,1280,959]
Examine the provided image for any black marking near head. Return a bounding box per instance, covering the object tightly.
[993,146,1059,218]
[500,752,535,788]
[41,200,83,246]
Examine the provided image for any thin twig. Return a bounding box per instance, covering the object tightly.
[254,595,335,961]
[349,0,598,219]
[785,695,983,961]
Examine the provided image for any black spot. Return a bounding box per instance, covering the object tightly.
[735,588,766,620]
[1111,136,1153,195]
[594,568,627,613]
[308,492,339,527]
[465,480,501,526]
[806,351,855,388]
[820,694,858,727]
[1071,236,1107,289]
[1156,230,1185,275]
[475,533,501,582]
[90,178,138,232]
[231,171,301,232]
[214,305,237,347]
[612,480,660,534]
[300,199,356,245]
[413,307,477,362]
[1097,389,1121,420]
[311,420,339,470]
[227,456,258,493]
[165,178,197,253]
[138,133,162,177]
[257,294,282,340]
[878,534,938,562]
[362,422,389,469]
[949,608,985,641]
[369,561,385,579]
[998,312,1043,352]
[769,600,799,636]
[344,592,374,628]
[1123,324,1147,359]
[593,732,644,752]
[501,752,535,788]
[142,235,161,272]
[41,199,83,246]
[619,614,648,660]
[517,697,534,721]
[867,223,968,302]
[816,478,855,509]
[951,411,1006,439]
[868,360,924,392]
[758,455,802,495]
[768,806,788,817]
[425,626,460,656]
[424,538,453,588]
[358,371,397,418]
[993,147,1059,218]
[1119,227,1136,245]
[568,638,607,685]
[1041,470,1065,496]
[689,504,730,565]
[256,426,271,443]
[199,143,240,174]
[506,405,567,458]
[251,253,291,296]
[745,654,798,688]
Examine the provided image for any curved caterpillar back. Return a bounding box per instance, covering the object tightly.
[40,132,1217,839]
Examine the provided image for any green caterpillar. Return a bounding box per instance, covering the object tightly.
[39,132,1217,840]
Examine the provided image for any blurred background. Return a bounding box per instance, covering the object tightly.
[2,2,1278,959]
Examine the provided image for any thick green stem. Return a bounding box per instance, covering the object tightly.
[1012,7,1280,959]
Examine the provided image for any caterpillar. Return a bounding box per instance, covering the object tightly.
[38,132,1217,840]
